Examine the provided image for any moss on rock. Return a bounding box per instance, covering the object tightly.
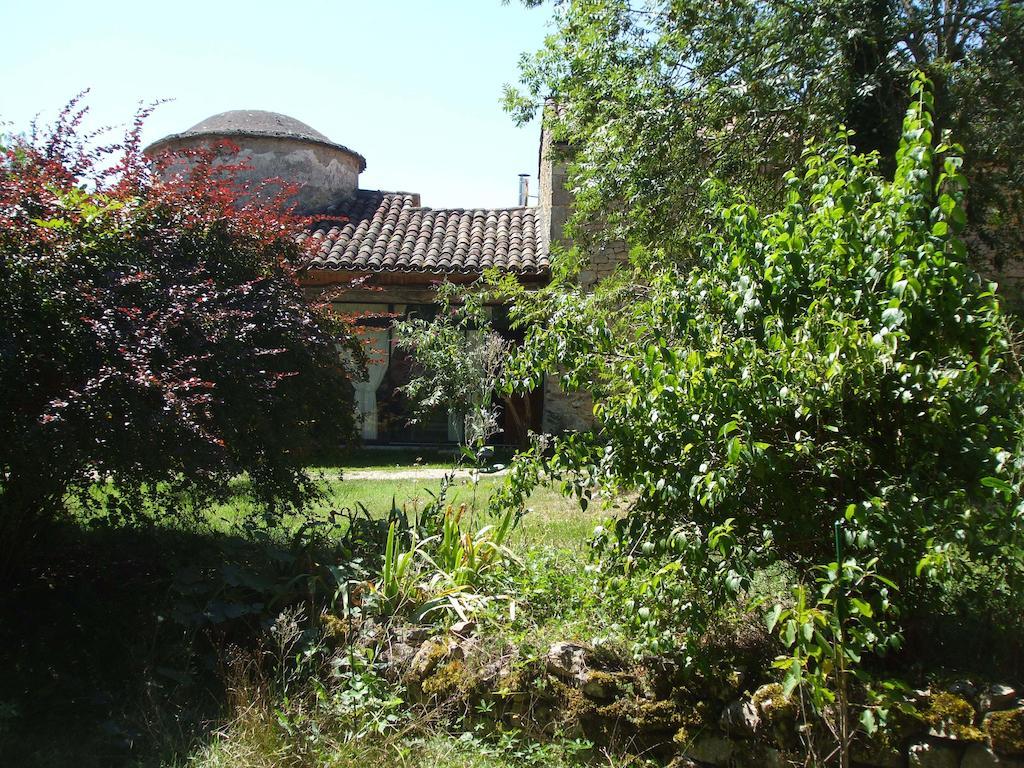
[321,613,350,643]
[985,708,1024,756]
[671,704,713,747]
[596,697,681,733]
[421,660,475,700]
[924,692,984,742]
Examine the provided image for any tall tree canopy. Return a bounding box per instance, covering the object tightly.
[507,0,1024,272]
[0,102,361,569]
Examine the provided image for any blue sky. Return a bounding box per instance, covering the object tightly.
[0,0,550,208]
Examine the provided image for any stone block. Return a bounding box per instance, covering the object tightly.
[961,744,1024,768]
[909,739,961,768]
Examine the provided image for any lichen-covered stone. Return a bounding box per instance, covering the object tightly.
[392,625,431,645]
[547,641,588,681]
[925,692,984,742]
[581,670,627,701]
[382,640,417,668]
[719,699,760,738]
[404,638,454,686]
[985,709,1024,757]
[451,619,477,637]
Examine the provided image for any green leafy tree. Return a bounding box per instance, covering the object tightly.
[502,76,1024,722]
[0,101,362,572]
[394,282,511,460]
[507,0,1024,276]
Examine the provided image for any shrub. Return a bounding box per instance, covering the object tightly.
[502,75,1024,719]
[0,99,361,571]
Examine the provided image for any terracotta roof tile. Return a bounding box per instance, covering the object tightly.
[299,191,549,275]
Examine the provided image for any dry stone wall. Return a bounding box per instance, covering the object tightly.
[336,614,1024,768]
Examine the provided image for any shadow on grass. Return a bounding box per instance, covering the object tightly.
[0,514,379,768]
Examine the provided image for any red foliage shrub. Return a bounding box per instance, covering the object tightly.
[0,97,362,567]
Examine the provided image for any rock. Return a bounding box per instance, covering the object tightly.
[908,740,960,768]
[384,641,417,667]
[984,709,1024,757]
[720,699,761,738]
[404,638,453,685]
[950,681,980,701]
[580,670,625,700]
[448,640,468,661]
[546,641,588,681]
[451,619,477,637]
[666,757,700,768]
[735,746,786,768]
[478,658,512,688]
[681,733,734,766]
[980,686,1019,715]
[393,625,431,645]
[752,683,795,722]
[961,743,1024,768]
[851,742,903,768]
[926,692,984,742]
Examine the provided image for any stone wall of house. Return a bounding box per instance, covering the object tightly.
[541,377,594,434]
[537,124,630,288]
[149,134,362,214]
[537,119,629,433]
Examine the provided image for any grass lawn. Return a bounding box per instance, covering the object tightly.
[308,446,517,472]
[208,468,610,551]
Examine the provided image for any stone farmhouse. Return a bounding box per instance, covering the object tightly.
[145,110,614,446]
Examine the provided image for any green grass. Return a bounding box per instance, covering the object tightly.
[308,446,516,471]
[189,723,646,768]
[204,470,607,552]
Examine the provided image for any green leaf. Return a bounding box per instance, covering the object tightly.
[850,598,873,617]
[783,620,797,647]
[860,708,878,735]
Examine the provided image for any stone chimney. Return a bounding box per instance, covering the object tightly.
[537,101,629,288]
[537,101,573,257]
[536,103,596,434]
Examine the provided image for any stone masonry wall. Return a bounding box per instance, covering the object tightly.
[353,616,1024,768]
[151,135,362,215]
[538,121,629,434]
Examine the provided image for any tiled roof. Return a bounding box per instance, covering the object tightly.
[299,191,549,276]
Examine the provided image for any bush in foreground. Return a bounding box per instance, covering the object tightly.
[499,75,1024,745]
[0,100,361,572]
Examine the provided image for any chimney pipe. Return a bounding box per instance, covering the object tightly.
[518,174,530,207]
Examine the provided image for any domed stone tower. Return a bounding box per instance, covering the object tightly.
[144,110,366,214]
